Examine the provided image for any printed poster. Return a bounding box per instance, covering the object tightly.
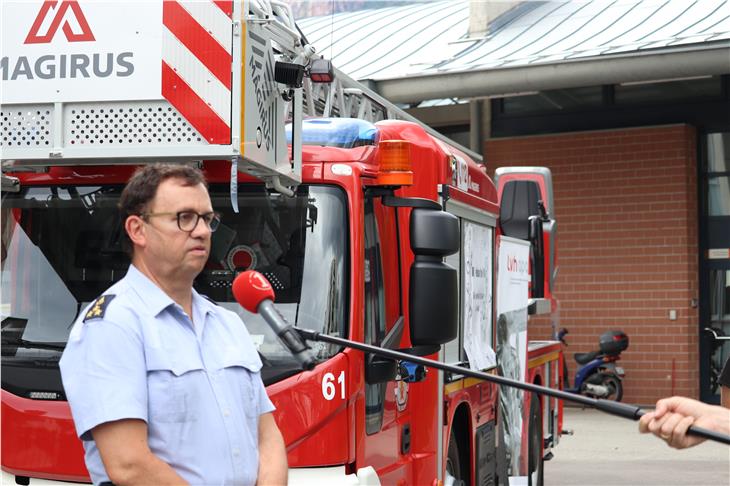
[462,221,496,371]
[496,236,530,475]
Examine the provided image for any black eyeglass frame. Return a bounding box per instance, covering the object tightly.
[141,211,221,233]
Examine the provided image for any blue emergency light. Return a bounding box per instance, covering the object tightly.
[286,118,378,148]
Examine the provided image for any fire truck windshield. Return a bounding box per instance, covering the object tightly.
[1,184,347,391]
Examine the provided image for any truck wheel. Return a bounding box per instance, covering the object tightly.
[599,373,623,402]
[446,434,466,486]
[528,394,544,486]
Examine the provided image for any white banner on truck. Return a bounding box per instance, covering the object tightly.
[1,1,163,103]
[496,235,530,475]
[462,221,496,371]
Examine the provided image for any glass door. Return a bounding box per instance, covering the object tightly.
[700,132,730,403]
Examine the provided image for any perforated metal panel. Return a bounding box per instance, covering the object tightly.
[64,101,205,147]
[1,105,54,148]
[0,101,209,151]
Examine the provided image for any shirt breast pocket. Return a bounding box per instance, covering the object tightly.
[219,352,260,420]
[146,351,204,424]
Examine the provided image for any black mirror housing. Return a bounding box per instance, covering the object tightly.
[499,180,540,240]
[410,208,459,256]
[408,207,459,346]
[409,260,458,345]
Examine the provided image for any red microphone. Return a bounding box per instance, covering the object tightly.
[232,271,316,371]
[232,270,275,313]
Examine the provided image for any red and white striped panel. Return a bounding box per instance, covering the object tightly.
[162,0,233,144]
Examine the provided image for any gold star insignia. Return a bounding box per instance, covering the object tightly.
[84,295,116,323]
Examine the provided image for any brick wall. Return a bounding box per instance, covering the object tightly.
[486,125,699,404]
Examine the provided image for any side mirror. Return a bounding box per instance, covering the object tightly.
[500,180,547,299]
[365,356,397,384]
[496,168,558,299]
[409,209,459,346]
[410,208,460,255]
[499,180,540,240]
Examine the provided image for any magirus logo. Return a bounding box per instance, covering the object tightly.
[24,0,95,44]
[1,0,134,81]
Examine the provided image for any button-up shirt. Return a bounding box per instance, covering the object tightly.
[60,265,274,485]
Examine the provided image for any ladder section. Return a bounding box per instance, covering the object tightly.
[296,67,482,163]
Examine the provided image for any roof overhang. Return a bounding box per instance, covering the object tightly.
[371,43,730,104]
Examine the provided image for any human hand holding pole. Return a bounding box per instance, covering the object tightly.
[639,396,730,449]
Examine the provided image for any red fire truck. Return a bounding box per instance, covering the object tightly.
[1,1,562,485]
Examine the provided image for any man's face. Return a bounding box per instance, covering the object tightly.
[138,178,213,278]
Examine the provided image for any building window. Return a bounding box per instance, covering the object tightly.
[709,177,730,216]
[702,131,730,401]
[708,133,730,172]
[710,270,730,322]
[707,133,730,216]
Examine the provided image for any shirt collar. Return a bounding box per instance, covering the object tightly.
[125,264,176,317]
[192,287,217,318]
[124,264,217,319]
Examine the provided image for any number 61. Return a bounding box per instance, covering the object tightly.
[322,371,345,400]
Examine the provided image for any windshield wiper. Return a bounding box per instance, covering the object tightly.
[1,336,66,351]
[1,317,66,351]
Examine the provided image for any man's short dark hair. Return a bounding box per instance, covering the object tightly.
[119,163,207,253]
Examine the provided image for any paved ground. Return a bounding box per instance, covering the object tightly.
[544,406,730,486]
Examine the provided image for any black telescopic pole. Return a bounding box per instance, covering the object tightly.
[296,328,730,446]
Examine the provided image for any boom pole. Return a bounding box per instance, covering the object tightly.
[296,328,730,446]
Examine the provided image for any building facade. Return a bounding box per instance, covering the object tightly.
[485,77,730,403]
[298,0,730,404]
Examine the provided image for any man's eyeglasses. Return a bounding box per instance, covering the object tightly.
[141,211,221,233]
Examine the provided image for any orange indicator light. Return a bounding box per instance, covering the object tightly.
[376,140,414,186]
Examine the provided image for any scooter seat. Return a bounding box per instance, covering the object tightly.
[574,351,600,365]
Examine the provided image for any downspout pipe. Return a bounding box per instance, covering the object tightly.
[373,45,730,104]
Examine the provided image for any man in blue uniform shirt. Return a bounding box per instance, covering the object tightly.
[60,164,288,485]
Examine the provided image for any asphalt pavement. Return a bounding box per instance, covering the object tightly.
[544,406,730,486]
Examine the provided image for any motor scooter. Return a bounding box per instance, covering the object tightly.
[558,328,629,402]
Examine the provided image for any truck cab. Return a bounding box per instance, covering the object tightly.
[1,116,466,484]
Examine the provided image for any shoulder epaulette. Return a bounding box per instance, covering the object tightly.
[84,294,116,322]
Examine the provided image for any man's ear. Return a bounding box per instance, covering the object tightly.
[125,215,147,249]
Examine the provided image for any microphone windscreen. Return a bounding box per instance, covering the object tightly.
[232,270,275,313]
